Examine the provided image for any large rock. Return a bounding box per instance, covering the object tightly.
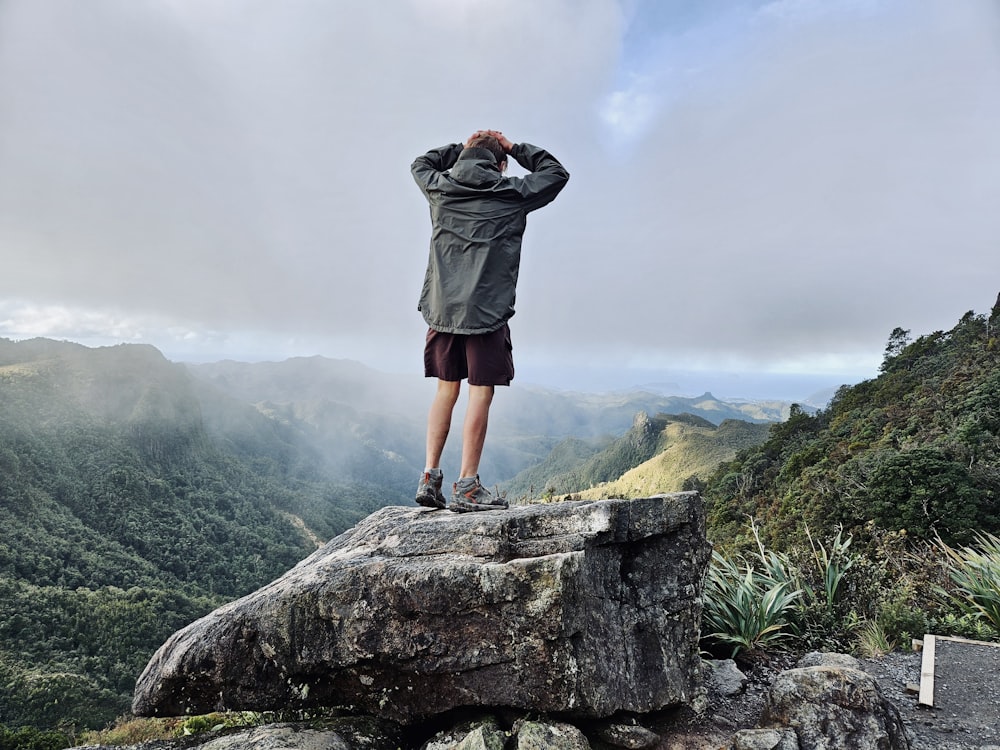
[743,652,910,750]
[133,494,709,723]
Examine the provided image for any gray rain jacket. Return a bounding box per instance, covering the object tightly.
[412,142,569,334]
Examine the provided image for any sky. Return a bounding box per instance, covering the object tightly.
[1,0,998,400]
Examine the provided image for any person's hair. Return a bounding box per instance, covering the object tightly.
[466,134,506,168]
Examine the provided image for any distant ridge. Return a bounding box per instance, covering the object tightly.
[503,411,770,500]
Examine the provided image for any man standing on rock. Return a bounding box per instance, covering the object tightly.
[411,130,569,512]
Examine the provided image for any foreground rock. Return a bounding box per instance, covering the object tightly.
[134,494,710,723]
[732,652,910,750]
[181,719,401,750]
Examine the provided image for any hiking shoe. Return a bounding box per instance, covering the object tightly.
[415,468,447,509]
[450,475,508,513]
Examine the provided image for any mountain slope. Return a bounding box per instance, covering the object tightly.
[703,299,1000,551]
[503,412,770,500]
[0,339,399,729]
[577,417,772,500]
[187,358,798,489]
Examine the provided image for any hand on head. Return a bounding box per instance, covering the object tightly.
[465,129,514,153]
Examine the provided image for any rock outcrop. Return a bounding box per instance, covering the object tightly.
[133,494,710,724]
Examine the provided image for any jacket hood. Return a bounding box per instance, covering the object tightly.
[449,147,503,188]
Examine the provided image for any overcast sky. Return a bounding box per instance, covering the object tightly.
[1,0,998,399]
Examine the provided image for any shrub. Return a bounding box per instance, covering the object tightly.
[0,725,71,750]
[855,618,895,658]
[703,519,871,657]
[77,717,183,747]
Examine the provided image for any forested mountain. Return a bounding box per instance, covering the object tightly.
[0,339,399,730]
[188,358,797,487]
[0,338,798,731]
[703,299,1000,551]
[502,412,770,500]
[575,416,771,500]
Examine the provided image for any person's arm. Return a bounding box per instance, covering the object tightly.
[474,129,569,207]
[508,141,570,211]
[411,143,463,197]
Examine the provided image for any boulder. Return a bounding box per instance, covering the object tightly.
[161,719,402,750]
[511,719,591,749]
[133,494,709,724]
[730,727,799,750]
[795,651,860,670]
[421,717,592,750]
[755,653,910,749]
[706,658,748,697]
[592,720,660,748]
[421,717,508,750]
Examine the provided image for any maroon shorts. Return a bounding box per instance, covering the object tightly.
[424,324,514,386]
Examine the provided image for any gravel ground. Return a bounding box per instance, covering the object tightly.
[861,643,1000,750]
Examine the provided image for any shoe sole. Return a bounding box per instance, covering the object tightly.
[449,500,509,513]
[415,493,446,509]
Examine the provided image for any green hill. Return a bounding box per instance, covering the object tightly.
[0,339,402,729]
[703,299,1000,552]
[577,417,772,500]
[187,359,798,489]
[503,412,770,500]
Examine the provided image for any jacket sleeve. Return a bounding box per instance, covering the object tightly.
[509,143,570,212]
[411,143,464,199]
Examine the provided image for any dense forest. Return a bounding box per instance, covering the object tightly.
[703,298,1000,551]
[0,340,403,731]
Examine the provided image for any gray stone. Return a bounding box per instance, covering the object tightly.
[449,729,501,750]
[197,726,346,750]
[730,727,799,750]
[133,495,709,724]
[191,721,400,750]
[452,725,506,750]
[706,658,749,697]
[512,719,591,749]
[795,651,861,670]
[421,718,506,750]
[593,720,660,748]
[761,663,910,749]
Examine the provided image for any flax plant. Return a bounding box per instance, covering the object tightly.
[805,525,855,612]
[936,531,1000,636]
[702,550,803,658]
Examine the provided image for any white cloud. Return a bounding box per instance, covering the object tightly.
[1,0,998,396]
[0,301,148,342]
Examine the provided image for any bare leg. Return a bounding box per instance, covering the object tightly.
[459,384,495,478]
[426,379,461,469]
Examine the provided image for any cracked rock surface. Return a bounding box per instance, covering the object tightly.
[133,494,710,724]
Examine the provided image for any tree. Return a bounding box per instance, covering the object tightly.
[866,449,984,544]
[880,327,911,371]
